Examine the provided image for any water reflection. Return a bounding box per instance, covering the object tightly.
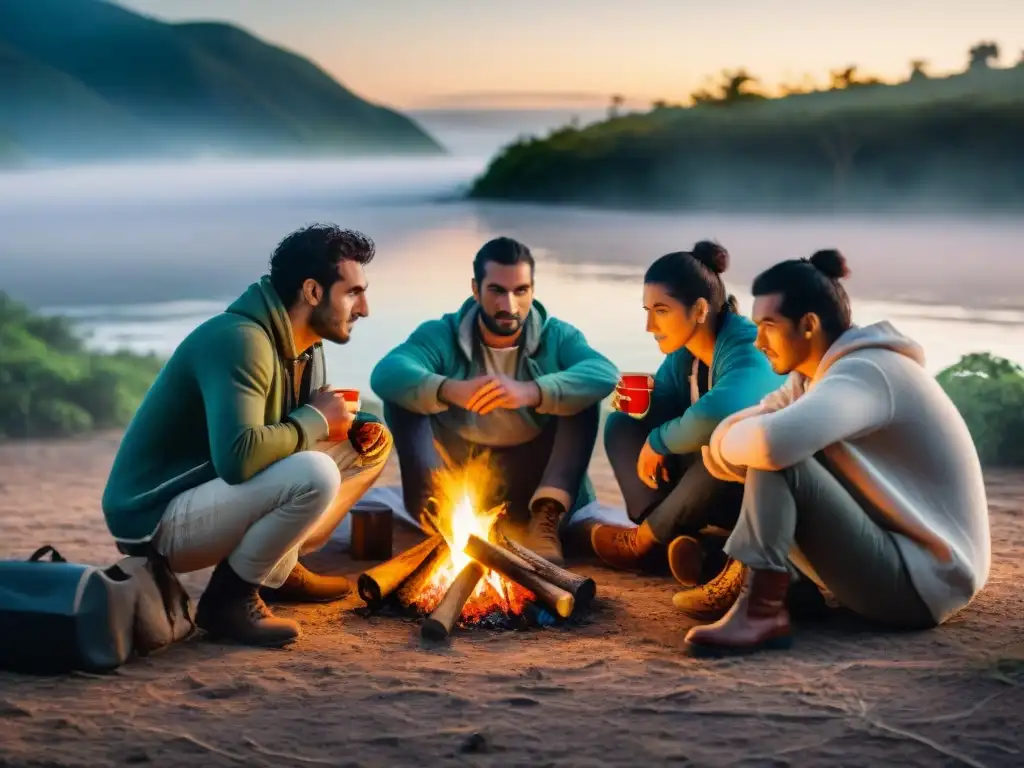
[7,158,1021,394]
[55,258,1024,399]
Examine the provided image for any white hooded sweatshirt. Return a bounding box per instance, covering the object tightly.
[706,321,991,625]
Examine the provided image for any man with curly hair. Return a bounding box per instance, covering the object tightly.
[102,224,391,648]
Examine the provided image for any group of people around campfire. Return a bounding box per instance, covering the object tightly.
[100,224,991,656]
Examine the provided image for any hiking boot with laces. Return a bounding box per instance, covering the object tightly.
[260,562,354,604]
[684,566,793,657]
[197,561,300,647]
[590,521,659,571]
[671,556,746,622]
[525,498,566,566]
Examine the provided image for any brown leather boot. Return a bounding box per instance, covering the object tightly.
[260,562,354,604]
[196,561,300,647]
[525,498,566,566]
[666,535,704,587]
[671,557,745,621]
[683,567,792,657]
[590,521,659,571]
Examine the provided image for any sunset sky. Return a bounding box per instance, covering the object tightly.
[121,0,1023,109]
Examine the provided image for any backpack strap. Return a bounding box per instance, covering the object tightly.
[150,552,196,637]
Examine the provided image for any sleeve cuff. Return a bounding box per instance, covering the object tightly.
[647,427,671,456]
[305,404,330,432]
[423,374,450,413]
[533,374,559,415]
[288,404,331,448]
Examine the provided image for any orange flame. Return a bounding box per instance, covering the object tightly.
[411,451,532,619]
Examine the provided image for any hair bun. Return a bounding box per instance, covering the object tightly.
[808,249,850,280]
[691,240,729,274]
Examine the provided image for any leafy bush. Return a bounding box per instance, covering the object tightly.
[937,353,1024,467]
[0,293,164,439]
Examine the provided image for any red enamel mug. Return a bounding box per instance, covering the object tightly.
[333,388,361,413]
[614,373,654,418]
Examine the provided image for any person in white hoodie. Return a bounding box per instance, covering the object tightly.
[684,249,991,656]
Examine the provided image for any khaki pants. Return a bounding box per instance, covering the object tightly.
[152,438,390,588]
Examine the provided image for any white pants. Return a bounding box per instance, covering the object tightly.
[152,438,391,588]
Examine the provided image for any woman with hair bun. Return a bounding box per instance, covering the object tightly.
[592,240,783,596]
[686,249,991,656]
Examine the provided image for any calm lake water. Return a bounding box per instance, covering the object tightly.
[2,145,1023,396]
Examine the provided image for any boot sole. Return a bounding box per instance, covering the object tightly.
[200,629,299,649]
[261,590,353,605]
[682,634,793,658]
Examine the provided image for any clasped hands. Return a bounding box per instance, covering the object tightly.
[440,375,541,415]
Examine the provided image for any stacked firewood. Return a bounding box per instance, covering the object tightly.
[357,532,596,641]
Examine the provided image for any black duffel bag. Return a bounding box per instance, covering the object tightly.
[0,545,195,675]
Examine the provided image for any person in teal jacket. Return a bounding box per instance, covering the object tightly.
[370,237,619,565]
[591,241,784,586]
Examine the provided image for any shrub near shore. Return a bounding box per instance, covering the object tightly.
[0,293,162,439]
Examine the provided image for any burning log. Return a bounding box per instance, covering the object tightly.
[421,561,485,641]
[499,535,597,610]
[357,534,443,607]
[396,539,451,607]
[464,534,574,619]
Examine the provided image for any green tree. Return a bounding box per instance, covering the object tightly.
[608,94,626,119]
[721,69,759,102]
[968,42,1000,70]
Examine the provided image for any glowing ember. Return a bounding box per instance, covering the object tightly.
[411,452,533,622]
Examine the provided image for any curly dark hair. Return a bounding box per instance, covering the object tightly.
[268,224,376,308]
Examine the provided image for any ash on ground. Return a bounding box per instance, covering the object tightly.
[354,595,593,631]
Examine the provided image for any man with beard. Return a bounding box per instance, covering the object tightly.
[371,237,618,565]
[102,224,392,648]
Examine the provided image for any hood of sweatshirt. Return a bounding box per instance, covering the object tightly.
[226,276,302,361]
[815,321,927,381]
[453,296,550,362]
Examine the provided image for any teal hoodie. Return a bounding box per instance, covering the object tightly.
[101,277,338,542]
[647,311,784,456]
[370,298,619,509]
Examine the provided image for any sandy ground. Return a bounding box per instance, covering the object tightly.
[1,432,1022,768]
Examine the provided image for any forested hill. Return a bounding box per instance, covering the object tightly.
[0,0,443,165]
[470,48,1024,212]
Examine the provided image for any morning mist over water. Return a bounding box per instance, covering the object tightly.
[2,112,1024,395]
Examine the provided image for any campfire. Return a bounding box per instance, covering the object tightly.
[357,453,596,640]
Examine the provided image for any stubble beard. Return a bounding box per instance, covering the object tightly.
[479,309,522,337]
[310,303,351,345]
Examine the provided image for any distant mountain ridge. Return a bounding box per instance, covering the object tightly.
[0,0,443,164]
